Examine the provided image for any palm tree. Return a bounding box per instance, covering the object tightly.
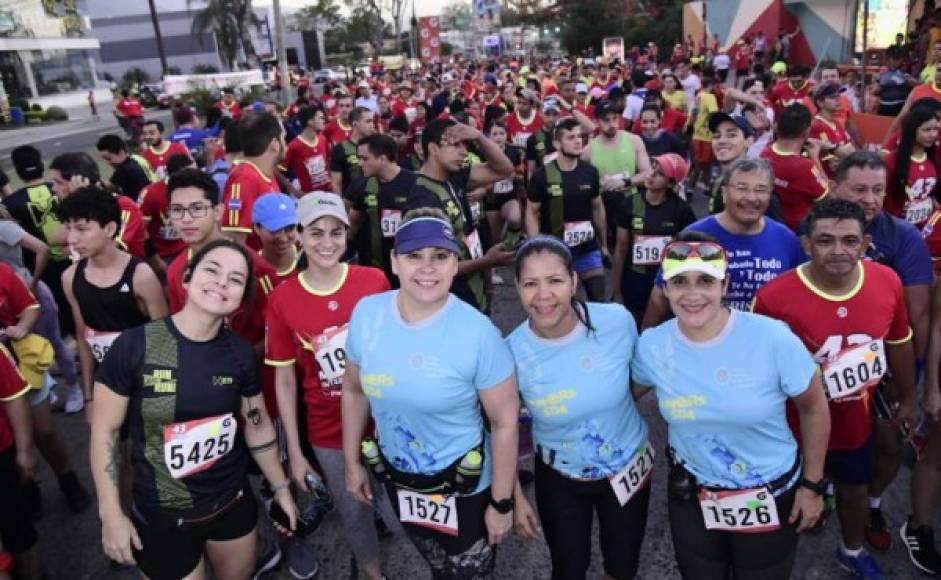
[232,0,262,69]
[189,0,240,70]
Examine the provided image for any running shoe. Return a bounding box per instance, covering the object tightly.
[286,537,319,579]
[58,471,92,513]
[252,534,282,579]
[836,548,883,579]
[63,384,84,414]
[865,508,892,552]
[901,519,941,575]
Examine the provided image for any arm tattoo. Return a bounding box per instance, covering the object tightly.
[105,433,120,485]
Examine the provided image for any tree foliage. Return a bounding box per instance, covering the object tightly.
[289,0,343,32]
[188,0,261,70]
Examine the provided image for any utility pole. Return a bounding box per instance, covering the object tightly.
[147,0,169,77]
[272,0,291,107]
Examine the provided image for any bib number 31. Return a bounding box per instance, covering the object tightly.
[609,443,655,506]
[698,487,780,533]
[397,490,459,536]
[164,413,236,479]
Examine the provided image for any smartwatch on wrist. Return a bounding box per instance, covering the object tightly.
[798,477,829,496]
[489,496,514,514]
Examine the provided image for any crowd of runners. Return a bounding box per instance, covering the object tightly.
[6,27,941,580]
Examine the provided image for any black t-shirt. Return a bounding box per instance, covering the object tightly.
[616,191,696,314]
[96,318,260,512]
[525,129,556,166]
[111,158,152,202]
[346,169,438,283]
[641,131,687,157]
[329,141,362,194]
[528,159,601,254]
[4,183,65,263]
[410,167,483,309]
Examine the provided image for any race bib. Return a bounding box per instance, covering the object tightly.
[314,325,349,383]
[304,156,327,180]
[821,339,886,400]
[163,413,237,479]
[905,197,934,225]
[632,235,670,266]
[465,229,484,260]
[698,487,780,533]
[493,179,514,194]
[85,328,120,364]
[381,209,402,238]
[609,443,655,507]
[471,202,483,223]
[158,224,180,240]
[513,132,532,148]
[563,221,594,247]
[397,489,459,536]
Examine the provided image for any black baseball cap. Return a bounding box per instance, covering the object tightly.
[708,112,755,138]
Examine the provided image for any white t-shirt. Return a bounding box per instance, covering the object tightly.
[713,54,731,71]
[681,74,702,107]
[622,93,646,122]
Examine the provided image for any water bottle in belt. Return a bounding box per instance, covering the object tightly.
[454,450,483,493]
[361,439,388,482]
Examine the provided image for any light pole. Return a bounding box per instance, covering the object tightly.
[147,0,169,77]
[272,0,291,107]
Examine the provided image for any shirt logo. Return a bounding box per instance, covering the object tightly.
[837,306,848,318]
[328,300,339,311]
[120,283,130,293]
[228,199,242,210]
[143,368,176,393]
[212,375,234,386]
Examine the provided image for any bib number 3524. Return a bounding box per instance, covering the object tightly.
[698,487,780,533]
[609,443,655,506]
[163,413,236,479]
[397,490,459,536]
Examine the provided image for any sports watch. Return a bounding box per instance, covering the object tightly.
[798,477,829,496]
[489,496,515,514]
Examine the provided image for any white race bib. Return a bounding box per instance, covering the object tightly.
[465,229,484,260]
[820,339,886,400]
[513,132,532,148]
[163,413,237,479]
[563,221,595,247]
[632,235,671,266]
[85,328,121,364]
[698,487,780,533]
[314,325,349,383]
[609,443,655,507]
[397,489,459,536]
[404,107,418,123]
[905,197,934,225]
[304,155,327,180]
[381,209,402,238]
[493,179,514,194]
[154,166,168,180]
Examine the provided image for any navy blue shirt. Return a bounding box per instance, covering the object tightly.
[866,211,933,287]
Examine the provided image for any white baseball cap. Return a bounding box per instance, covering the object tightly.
[297,192,349,227]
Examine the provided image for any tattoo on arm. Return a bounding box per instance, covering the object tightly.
[105,433,120,485]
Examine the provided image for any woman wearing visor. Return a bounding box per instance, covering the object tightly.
[342,208,519,579]
[631,231,831,580]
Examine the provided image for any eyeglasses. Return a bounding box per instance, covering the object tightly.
[663,241,725,262]
[169,203,212,220]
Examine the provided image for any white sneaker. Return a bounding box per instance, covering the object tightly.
[64,385,84,414]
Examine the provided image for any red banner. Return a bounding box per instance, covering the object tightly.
[418,16,441,63]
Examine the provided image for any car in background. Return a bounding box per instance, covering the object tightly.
[139,83,171,108]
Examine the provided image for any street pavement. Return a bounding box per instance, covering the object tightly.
[33,273,932,579]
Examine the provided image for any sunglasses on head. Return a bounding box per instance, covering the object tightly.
[664,241,725,262]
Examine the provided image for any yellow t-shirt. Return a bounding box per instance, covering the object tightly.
[663,89,689,113]
[693,92,718,142]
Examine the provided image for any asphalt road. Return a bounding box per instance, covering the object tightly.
[31,274,932,579]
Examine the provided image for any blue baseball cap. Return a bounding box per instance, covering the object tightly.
[394,217,460,255]
[252,193,298,231]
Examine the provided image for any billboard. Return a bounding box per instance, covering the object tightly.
[418,16,441,64]
[603,37,625,63]
[473,0,501,30]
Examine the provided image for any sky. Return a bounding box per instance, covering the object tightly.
[258,0,457,18]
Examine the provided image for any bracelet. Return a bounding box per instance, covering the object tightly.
[248,437,278,454]
[270,479,291,493]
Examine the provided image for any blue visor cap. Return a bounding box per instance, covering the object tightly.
[394,217,461,255]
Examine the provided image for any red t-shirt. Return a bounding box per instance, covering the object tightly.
[884,151,939,226]
[264,249,302,287]
[769,80,815,116]
[0,262,38,327]
[322,121,352,149]
[910,83,941,106]
[506,111,543,149]
[0,344,29,453]
[138,180,186,260]
[734,44,753,70]
[141,141,191,180]
[761,144,829,231]
[810,115,851,180]
[391,98,419,122]
[284,135,332,193]
[115,98,143,118]
[214,100,242,121]
[265,265,390,448]
[221,161,280,247]
[115,195,146,260]
[753,262,912,451]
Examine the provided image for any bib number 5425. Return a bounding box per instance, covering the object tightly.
[163,413,236,479]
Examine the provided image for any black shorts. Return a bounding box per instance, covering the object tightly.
[825,437,874,485]
[0,447,37,553]
[130,483,258,580]
[484,193,516,213]
[385,483,495,579]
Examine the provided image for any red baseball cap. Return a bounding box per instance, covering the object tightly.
[653,153,689,184]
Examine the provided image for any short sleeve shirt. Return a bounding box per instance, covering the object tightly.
[0,261,38,327]
[527,160,601,255]
[284,135,333,193]
[761,144,829,231]
[111,158,153,202]
[221,162,280,246]
[0,344,29,452]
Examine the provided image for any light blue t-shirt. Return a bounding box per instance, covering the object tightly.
[507,303,648,479]
[346,291,515,494]
[631,310,816,489]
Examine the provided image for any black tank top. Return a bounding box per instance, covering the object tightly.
[73,256,150,332]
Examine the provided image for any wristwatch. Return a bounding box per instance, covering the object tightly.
[798,477,829,496]
[489,496,515,514]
